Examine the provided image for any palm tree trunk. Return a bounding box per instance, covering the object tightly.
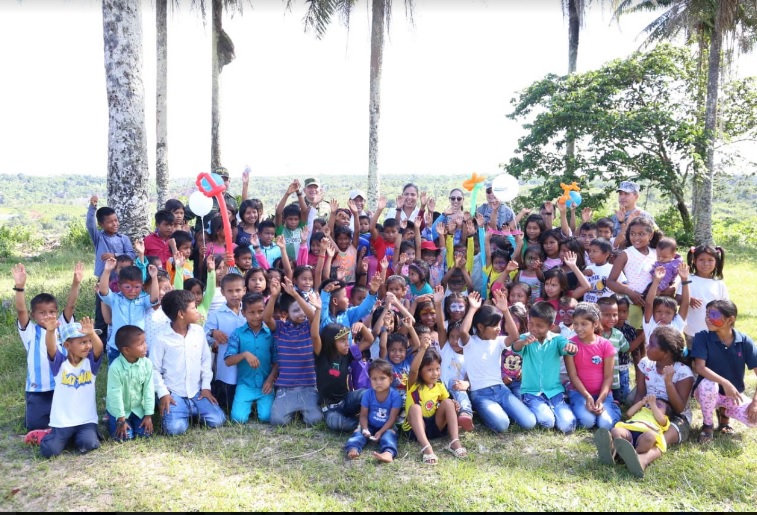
[367,0,384,208]
[211,0,222,170]
[565,0,579,173]
[156,0,169,209]
[691,37,708,228]
[102,0,150,240]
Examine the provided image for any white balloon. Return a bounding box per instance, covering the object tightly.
[188,190,213,217]
[490,174,520,202]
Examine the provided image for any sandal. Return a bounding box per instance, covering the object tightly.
[718,409,734,435]
[420,444,438,465]
[697,424,714,444]
[719,424,735,435]
[446,438,468,458]
[614,438,644,478]
[593,428,615,466]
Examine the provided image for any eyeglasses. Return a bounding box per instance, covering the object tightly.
[558,309,575,317]
[449,196,463,201]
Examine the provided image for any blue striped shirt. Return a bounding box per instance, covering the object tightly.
[273,319,315,388]
[18,315,68,392]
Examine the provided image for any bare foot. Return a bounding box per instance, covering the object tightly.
[373,451,393,463]
[347,448,360,460]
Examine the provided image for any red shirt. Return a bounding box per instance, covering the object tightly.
[144,232,171,268]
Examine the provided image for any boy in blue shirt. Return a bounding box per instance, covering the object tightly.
[98,257,159,363]
[13,262,83,431]
[508,300,579,434]
[224,293,278,423]
[319,276,381,342]
[87,195,135,342]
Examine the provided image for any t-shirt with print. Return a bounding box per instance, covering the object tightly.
[315,351,353,405]
[390,355,414,398]
[567,335,616,397]
[402,381,449,431]
[440,344,467,390]
[500,348,522,382]
[584,262,626,304]
[362,388,403,432]
[276,223,305,261]
[637,357,694,423]
[49,349,102,428]
[18,315,68,393]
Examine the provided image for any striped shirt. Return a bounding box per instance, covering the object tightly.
[273,319,315,388]
[18,315,68,393]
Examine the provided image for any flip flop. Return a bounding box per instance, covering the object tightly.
[719,424,735,435]
[593,428,615,466]
[614,438,644,478]
[698,424,714,444]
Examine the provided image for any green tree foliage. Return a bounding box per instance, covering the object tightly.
[505,44,757,233]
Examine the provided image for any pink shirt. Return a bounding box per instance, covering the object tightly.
[568,335,616,396]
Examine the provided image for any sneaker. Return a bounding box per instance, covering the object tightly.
[24,428,52,445]
[458,413,474,432]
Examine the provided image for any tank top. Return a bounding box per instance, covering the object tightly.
[623,246,657,294]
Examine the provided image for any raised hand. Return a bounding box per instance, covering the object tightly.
[348,199,359,214]
[351,322,365,336]
[454,254,466,269]
[436,221,446,236]
[330,198,339,214]
[505,260,519,274]
[300,224,310,242]
[395,195,405,210]
[465,218,475,234]
[206,254,216,271]
[562,251,577,267]
[677,261,690,281]
[475,213,485,229]
[79,316,95,335]
[133,238,145,257]
[173,251,185,269]
[384,292,397,306]
[269,277,281,297]
[275,235,286,250]
[380,256,389,270]
[147,264,158,279]
[368,272,383,294]
[250,232,260,248]
[468,291,482,309]
[399,218,408,231]
[400,316,414,331]
[104,257,117,272]
[654,266,666,281]
[307,290,322,309]
[493,288,509,312]
[325,241,337,258]
[420,191,428,209]
[433,284,445,304]
[427,197,436,213]
[242,166,251,184]
[89,195,98,207]
[12,263,27,288]
[581,207,593,223]
[377,196,387,211]
[281,276,296,295]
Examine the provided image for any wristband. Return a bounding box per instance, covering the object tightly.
[12,286,24,292]
[395,208,402,211]
[681,280,692,285]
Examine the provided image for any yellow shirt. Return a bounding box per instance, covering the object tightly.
[402,381,450,431]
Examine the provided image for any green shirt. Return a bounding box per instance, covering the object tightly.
[514,331,575,398]
[602,327,630,390]
[275,223,306,261]
[106,355,155,419]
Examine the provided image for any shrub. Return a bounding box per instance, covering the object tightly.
[61,218,93,252]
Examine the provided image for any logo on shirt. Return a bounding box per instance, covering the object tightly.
[424,400,436,412]
[60,370,93,389]
[591,356,603,365]
[375,407,388,422]
[329,362,341,377]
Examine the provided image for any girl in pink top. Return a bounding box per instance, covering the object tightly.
[565,302,622,430]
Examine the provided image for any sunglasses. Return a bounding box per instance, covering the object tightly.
[449,196,463,201]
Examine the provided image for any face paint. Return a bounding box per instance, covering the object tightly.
[449,302,466,313]
[706,309,724,327]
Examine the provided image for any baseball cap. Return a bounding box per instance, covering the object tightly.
[303,177,321,188]
[59,322,87,342]
[420,240,439,251]
[349,189,366,200]
[213,166,229,179]
[617,181,639,194]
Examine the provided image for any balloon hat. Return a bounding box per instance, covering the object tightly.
[557,182,582,208]
[196,171,235,267]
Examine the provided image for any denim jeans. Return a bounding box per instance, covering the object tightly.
[161,392,227,435]
[447,380,472,416]
[344,426,399,457]
[568,389,621,430]
[39,423,101,458]
[230,385,274,424]
[25,390,54,431]
[521,392,576,434]
[324,389,367,432]
[470,384,537,433]
[106,411,152,441]
[270,386,323,426]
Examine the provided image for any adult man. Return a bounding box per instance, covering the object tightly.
[610,181,656,243]
[302,177,330,222]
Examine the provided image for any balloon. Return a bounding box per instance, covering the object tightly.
[566,191,582,208]
[462,172,486,192]
[490,174,520,202]
[200,172,224,192]
[195,172,235,267]
[188,190,213,217]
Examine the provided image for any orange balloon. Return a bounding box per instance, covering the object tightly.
[463,173,486,192]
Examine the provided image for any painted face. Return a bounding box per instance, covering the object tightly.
[448,301,466,322]
[243,301,265,329]
[492,257,507,274]
[705,308,725,328]
[628,224,652,250]
[387,341,407,365]
[542,236,560,258]
[295,270,314,292]
[119,279,143,300]
[653,305,676,326]
[559,305,576,326]
[31,301,58,326]
[543,277,561,300]
[369,370,392,393]
[572,316,597,341]
[288,301,307,324]
[420,307,436,328]
[694,253,717,278]
[246,271,267,294]
[527,316,551,341]
[599,305,618,331]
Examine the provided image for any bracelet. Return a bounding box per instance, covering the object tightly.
[116,420,126,427]
[12,286,24,292]
[395,208,402,211]
[543,212,553,216]
[681,280,692,285]
[296,191,303,196]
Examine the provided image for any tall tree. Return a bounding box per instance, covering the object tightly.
[302,0,415,207]
[102,0,150,240]
[156,0,169,209]
[211,0,237,170]
[562,0,591,178]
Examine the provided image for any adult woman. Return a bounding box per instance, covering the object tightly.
[431,188,466,245]
[691,300,757,443]
[391,183,427,230]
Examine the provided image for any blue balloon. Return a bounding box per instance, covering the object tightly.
[200,172,224,191]
[566,191,582,208]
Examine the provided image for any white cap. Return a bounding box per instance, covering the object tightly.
[349,189,366,200]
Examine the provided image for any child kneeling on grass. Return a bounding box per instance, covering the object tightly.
[26,317,104,458]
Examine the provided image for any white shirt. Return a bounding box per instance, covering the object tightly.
[145,308,171,353]
[150,324,214,399]
[49,349,101,428]
[584,262,626,304]
[462,334,507,391]
[676,276,729,338]
[642,314,686,343]
[440,343,467,389]
[637,357,694,423]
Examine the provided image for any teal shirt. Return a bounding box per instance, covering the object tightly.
[602,327,630,389]
[106,355,155,419]
[514,331,575,398]
[225,324,275,390]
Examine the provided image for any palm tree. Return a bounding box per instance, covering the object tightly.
[102,0,150,240]
[614,0,757,244]
[562,0,591,175]
[156,0,169,209]
[301,0,415,207]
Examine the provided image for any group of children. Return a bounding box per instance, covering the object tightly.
[13,175,757,477]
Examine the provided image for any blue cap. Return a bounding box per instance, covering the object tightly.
[59,322,87,342]
[617,181,640,194]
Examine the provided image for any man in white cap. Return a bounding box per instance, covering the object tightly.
[610,181,656,245]
[302,177,331,222]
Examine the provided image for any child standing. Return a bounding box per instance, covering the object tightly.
[150,290,226,435]
[509,301,578,434]
[679,245,728,348]
[105,325,154,441]
[26,317,104,458]
[597,297,632,405]
[143,210,176,267]
[344,359,402,463]
[13,262,82,431]
[224,293,278,424]
[565,302,622,430]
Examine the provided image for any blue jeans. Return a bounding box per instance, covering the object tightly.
[270,386,323,426]
[344,426,399,457]
[324,389,367,432]
[521,392,576,434]
[470,384,536,433]
[39,423,101,458]
[568,390,621,430]
[161,392,227,435]
[447,380,472,416]
[613,368,631,406]
[106,411,152,441]
[231,385,274,424]
[25,391,54,431]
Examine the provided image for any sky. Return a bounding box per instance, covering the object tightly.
[1,0,756,181]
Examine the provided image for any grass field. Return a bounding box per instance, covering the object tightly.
[0,248,756,511]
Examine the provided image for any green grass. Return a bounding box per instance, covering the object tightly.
[0,249,756,511]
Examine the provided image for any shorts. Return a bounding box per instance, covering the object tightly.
[408,415,447,441]
[669,415,691,444]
